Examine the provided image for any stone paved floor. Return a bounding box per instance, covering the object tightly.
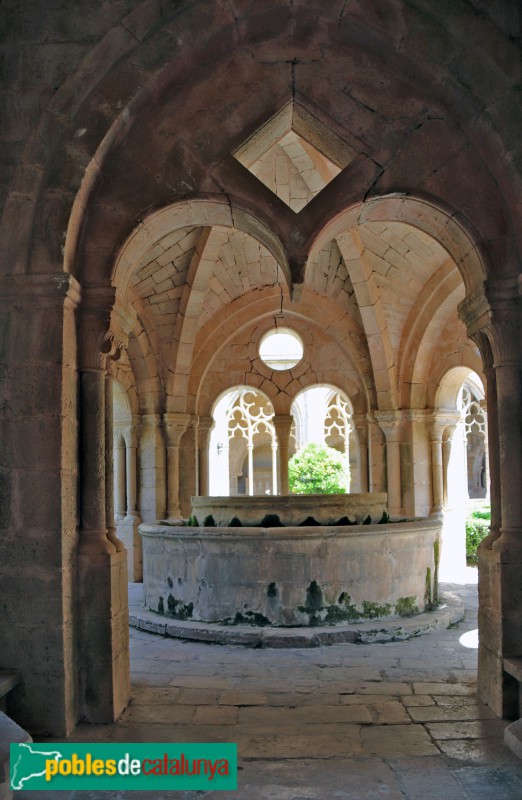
[21,578,522,799]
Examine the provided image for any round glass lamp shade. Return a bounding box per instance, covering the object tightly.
[259,328,304,371]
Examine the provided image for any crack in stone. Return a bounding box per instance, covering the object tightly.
[338,0,349,29]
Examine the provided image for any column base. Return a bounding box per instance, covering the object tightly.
[107,525,125,553]
[117,517,143,582]
[78,550,130,723]
[478,544,522,719]
[78,530,116,555]
[505,719,522,759]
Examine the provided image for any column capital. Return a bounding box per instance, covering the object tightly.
[427,411,461,442]
[196,416,214,448]
[78,285,126,371]
[458,279,521,366]
[196,415,214,431]
[374,410,403,442]
[163,412,191,446]
[125,419,140,449]
[273,413,294,435]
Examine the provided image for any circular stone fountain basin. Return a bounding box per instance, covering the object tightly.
[139,516,442,628]
[190,493,387,527]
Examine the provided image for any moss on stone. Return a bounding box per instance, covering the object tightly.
[165,594,193,619]
[361,600,392,619]
[305,580,324,611]
[395,596,419,617]
[425,566,433,610]
[225,610,271,627]
[337,592,361,620]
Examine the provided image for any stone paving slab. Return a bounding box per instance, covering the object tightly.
[367,700,412,724]
[452,765,522,800]
[438,738,522,765]
[408,702,497,722]
[425,719,510,741]
[24,581,522,799]
[389,756,472,800]
[360,724,439,756]
[239,730,365,758]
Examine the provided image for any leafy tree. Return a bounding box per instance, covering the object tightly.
[466,504,490,564]
[288,442,348,494]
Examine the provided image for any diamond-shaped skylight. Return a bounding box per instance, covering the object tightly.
[234,102,356,212]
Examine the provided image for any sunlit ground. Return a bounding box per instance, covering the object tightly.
[459,627,479,648]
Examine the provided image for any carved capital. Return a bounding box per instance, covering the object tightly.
[196,416,214,448]
[352,413,368,442]
[163,412,192,446]
[374,410,403,442]
[125,415,141,449]
[272,414,294,436]
[458,279,520,367]
[427,411,461,442]
[79,286,116,370]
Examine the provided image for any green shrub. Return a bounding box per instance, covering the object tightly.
[466,507,490,564]
[288,442,349,495]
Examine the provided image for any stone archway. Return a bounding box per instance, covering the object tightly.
[1,1,522,741]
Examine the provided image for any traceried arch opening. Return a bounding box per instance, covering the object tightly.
[209,387,278,496]
[434,369,488,583]
[290,385,359,493]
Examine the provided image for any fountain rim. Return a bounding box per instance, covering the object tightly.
[139,516,443,542]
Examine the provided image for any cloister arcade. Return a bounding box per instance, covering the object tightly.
[1,1,521,751]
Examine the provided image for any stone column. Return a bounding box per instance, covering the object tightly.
[352,413,369,492]
[247,442,254,496]
[125,419,139,521]
[105,377,124,552]
[273,414,293,495]
[479,398,490,501]
[120,418,142,581]
[77,289,130,724]
[163,412,191,519]
[113,434,126,520]
[375,411,403,516]
[481,367,500,547]
[490,340,522,718]
[271,440,278,495]
[430,426,444,517]
[441,422,459,509]
[197,416,214,496]
[460,282,522,719]
[428,412,461,516]
[139,413,166,521]
[0,273,82,735]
